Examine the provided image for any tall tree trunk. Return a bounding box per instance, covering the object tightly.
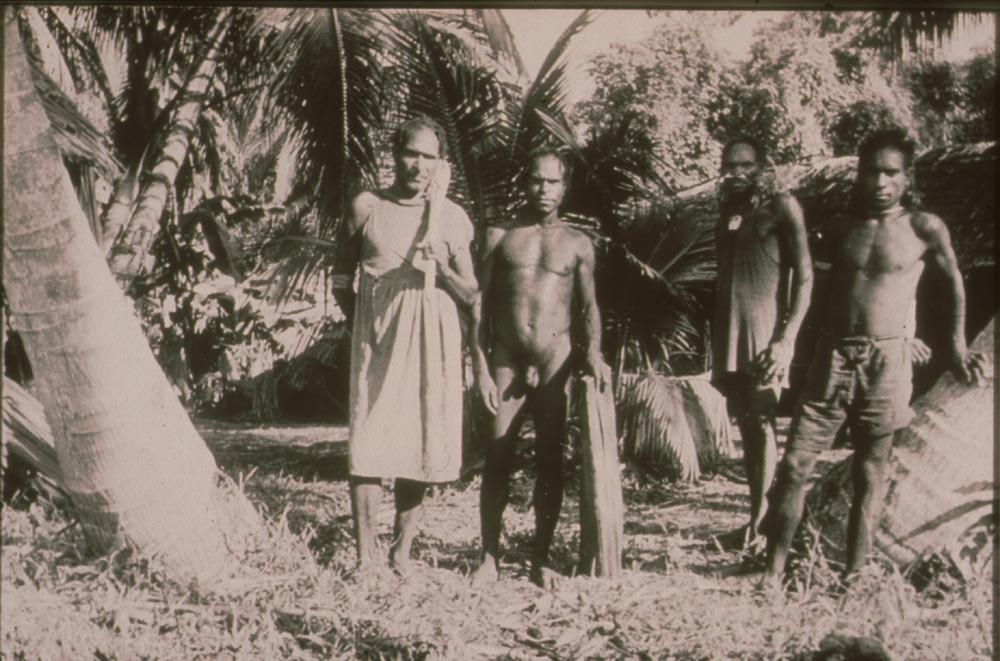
[805,315,995,579]
[3,12,257,585]
[106,8,233,279]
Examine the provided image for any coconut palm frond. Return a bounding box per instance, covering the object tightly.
[513,9,593,159]
[264,8,383,225]
[471,9,530,83]
[857,10,989,61]
[380,12,514,224]
[617,373,701,482]
[255,8,385,302]
[677,376,735,471]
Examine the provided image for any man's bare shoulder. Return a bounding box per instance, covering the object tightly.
[553,222,595,262]
[484,222,515,252]
[909,210,948,239]
[346,191,380,233]
[560,222,594,246]
[771,191,805,224]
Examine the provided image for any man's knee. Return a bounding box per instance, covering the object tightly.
[777,449,818,486]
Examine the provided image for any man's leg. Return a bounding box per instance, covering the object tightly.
[472,361,526,583]
[730,379,780,540]
[763,444,822,579]
[388,478,428,574]
[844,432,894,575]
[350,476,383,567]
[528,353,572,588]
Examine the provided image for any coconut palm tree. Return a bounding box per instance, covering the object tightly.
[4,12,259,584]
[31,6,261,284]
[106,7,235,279]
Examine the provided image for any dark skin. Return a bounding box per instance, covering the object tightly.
[763,146,987,584]
[470,154,610,588]
[332,126,479,575]
[717,142,813,542]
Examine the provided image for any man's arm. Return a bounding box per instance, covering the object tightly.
[755,194,814,383]
[920,213,987,384]
[427,238,479,311]
[471,226,506,413]
[332,193,375,326]
[574,234,610,390]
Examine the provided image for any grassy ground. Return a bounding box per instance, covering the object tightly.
[2,421,994,660]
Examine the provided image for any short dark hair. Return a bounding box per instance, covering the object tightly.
[520,147,573,185]
[721,135,767,165]
[857,127,916,171]
[391,115,448,160]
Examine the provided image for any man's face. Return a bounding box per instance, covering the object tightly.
[395,127,441,195]
[860,147,908,213]
[523,155,567,214]
[720,143,761,196]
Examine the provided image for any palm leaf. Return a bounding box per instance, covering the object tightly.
[471,9,530,84]
[617,373,701,482]
[617,372,733,483]
[256,8,385,302]
[378,11,520,228]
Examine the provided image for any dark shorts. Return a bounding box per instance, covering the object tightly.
[787,336,914,452]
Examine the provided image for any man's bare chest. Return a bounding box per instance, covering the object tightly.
[837,221,926,275]
[497,229,578,275]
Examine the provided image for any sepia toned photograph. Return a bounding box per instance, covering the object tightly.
[2,4,996,658]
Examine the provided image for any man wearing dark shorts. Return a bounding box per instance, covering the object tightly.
[762,128,987,583]
[713,136,813,547]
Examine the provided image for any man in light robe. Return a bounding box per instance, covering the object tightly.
[333,116,480,574]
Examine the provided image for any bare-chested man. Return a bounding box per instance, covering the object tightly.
[713,136,813,549]
[762,128,987,583]
[470,149,611,588]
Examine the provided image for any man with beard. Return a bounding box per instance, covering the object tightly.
[332,116,480,575]
[762,128,987,583]
[713,136,813,550]
[470,148,611,588]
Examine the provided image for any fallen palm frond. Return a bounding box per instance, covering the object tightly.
[617,372,734,483]
[2,377,63,492]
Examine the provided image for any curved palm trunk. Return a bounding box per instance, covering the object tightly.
[805,315,995,579]
[4,13,257,585]
[107,8,233,278]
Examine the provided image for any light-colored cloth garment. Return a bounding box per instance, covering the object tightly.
[712,194,791,386]
[349,191,473,483]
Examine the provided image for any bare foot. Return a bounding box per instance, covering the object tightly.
[389,553,418,578]
[347,556,386,580]
[530,565,562,589]
[755,572,785,596]
[470,560,499,586]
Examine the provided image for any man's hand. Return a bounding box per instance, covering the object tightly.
[752,339,794,384]
[584,350,612,392]
[474,359,499,414]
[907,338,932,367]
[950,345,989,386]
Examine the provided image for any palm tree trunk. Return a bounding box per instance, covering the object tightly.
[4,12,257,585]
[107,8,233,279]
[805,315,995,578]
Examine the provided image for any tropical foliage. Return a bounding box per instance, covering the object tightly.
[8,6,995,432]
